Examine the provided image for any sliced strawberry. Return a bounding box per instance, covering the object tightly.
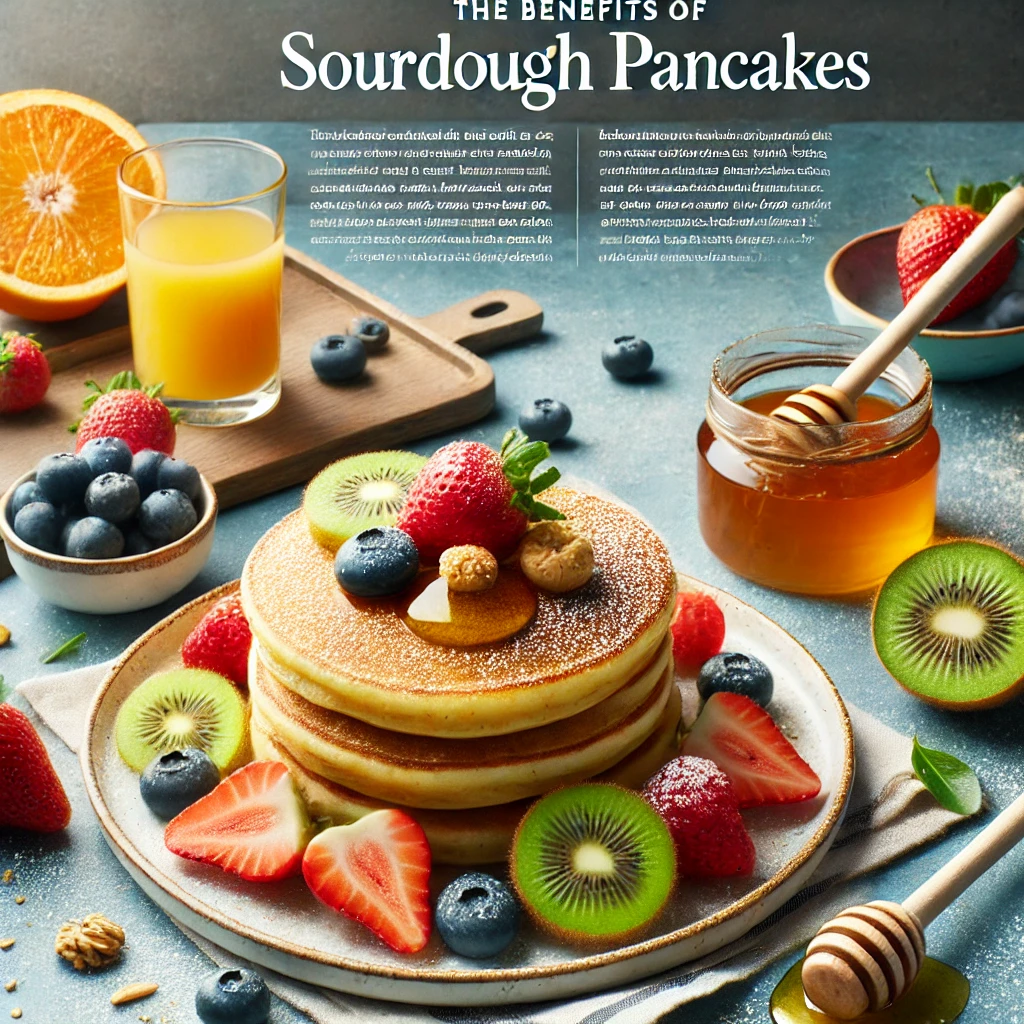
[682,692,821,808]
[165,761,313,882]
[302,809,432,954]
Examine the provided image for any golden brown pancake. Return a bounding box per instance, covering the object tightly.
[250,684,682,864]
[241,488,676,738]
[250,638,674,809]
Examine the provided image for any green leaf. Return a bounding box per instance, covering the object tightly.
[912,737,982,816]
[0,675,7,703]
[988,181,1012,206]
[529,467,561,494]
[953,182,975,207]
[971,183,993,213]
[40,632,87,665]
[499,429,566,522]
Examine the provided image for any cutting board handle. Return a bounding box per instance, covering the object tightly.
[419,290,543,354]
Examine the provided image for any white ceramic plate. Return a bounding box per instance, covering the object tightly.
[82,576,853,1006]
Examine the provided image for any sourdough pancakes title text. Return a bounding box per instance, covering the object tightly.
[281,1,870,111]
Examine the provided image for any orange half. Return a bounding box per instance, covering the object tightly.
[0,89,160,321]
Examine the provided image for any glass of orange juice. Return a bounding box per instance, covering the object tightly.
[117,138,286,426]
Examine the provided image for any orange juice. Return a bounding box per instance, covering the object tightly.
[125,207,283,401]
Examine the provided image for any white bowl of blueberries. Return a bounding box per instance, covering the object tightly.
[0,437,217,615]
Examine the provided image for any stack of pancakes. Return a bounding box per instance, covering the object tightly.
[241,488,679,864]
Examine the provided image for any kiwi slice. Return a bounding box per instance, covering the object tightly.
[303,450,427,551]
[115,668,249,774]
[873,540,1024,709]
[511,783,675,941]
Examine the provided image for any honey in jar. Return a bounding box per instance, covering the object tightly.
[697,328,940,596]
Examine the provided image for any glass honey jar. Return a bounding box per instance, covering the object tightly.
[697,327,940,596]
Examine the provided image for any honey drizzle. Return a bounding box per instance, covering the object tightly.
[770,957,970,1024]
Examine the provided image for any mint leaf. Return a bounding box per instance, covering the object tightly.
[40,632,87,665]
[912,737,982,816]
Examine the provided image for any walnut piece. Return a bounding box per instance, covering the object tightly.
[439,545,499,593]
[55,913,125,971]
[519,521,594,593]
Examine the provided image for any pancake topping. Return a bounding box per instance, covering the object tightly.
[402,568,538,647]
[396,429,563,564]
[519,520,595,593]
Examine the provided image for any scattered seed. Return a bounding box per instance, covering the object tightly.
[13,898,24,906]
[1,872,12,886]
[0,625,9,647]
[0,940,14,951]
[110,982,159,1006]
[3,981,14,992]
[138,1018,150,1023]
[10,1009,21,1020]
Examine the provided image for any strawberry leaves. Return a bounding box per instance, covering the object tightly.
[70,370,180,433]
[913,166,1022,216]
[0,331,40,374]
[500,429,566,522]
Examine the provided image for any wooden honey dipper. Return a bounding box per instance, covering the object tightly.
[772,185,1024,426]
[801,789,1024,1019]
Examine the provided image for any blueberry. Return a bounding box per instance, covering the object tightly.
[60,516,83,554]
[311,334,367,382]
[124,529,157,556]
[195,968,270,1024]
[350,315,390,352]
[697,652,774,707]
[602,335,654,380]
[10,481,47,520]
[140,748,220,819]
[131,449,168,498]
[518,398,573,443]
[157,458,202,503]
[34,453,93,506]
[138,489,198,546]
[84,472,140,525]
[64,517,124,560]
[983,291,1024,330]
[435,872,519,959]
[335,526,419,597]
[13,502,62,554]
[79,436,133,477]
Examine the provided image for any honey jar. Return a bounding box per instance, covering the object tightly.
[697,327,940,596]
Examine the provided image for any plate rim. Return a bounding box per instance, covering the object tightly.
[81,574,854,986]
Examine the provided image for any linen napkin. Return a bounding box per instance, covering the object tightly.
[18,663,970,1024]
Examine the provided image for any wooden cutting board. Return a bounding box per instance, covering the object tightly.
[0,246,542,579]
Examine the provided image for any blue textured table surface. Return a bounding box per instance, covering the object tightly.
[3,122,1024,1023]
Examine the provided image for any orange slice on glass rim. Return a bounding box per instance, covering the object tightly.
[0,89,161,322]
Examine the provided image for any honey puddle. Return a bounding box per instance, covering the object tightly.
[770,957,969,1024]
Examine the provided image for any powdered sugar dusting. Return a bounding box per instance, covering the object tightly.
[241,488,676,696]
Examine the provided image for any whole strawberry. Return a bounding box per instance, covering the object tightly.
[0,703,72,833]
[182,594,252,689]
[71,371,178,455]
[643,755,754,877]
[396,429,564,564]
[671,591,726,671]
[897,171,1020,324]
[0,331,51,415]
